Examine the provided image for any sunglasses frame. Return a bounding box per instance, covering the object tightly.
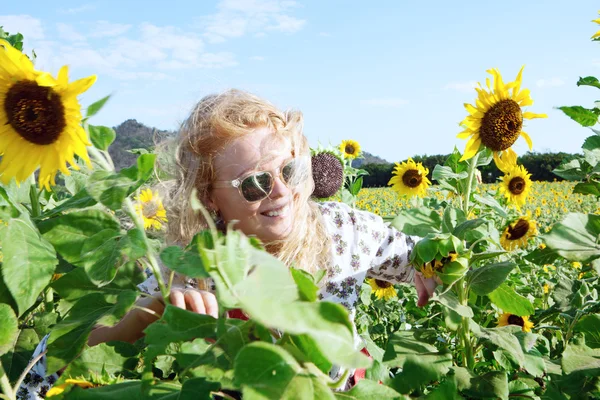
[212,157,299,203]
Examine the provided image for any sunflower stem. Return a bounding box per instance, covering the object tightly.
[28,183,41,218]
[0,361,14,400]
[456,278,475,370]
[123,197,170,303]
[462,152,481,216]
[88,146,113,172]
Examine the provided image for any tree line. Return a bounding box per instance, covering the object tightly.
[359,152,577,187]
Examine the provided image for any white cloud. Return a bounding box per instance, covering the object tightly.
[0,15,44,39]
[201,0,305,43]
[59,4,96,14]
[90,21,132,38]
[443,81,477,93]
[250,55,264,61]
[536,77,564,88]
[56,23,86,42]
[361,97,409,108]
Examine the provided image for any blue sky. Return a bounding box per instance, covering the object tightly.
[2,1,600,162]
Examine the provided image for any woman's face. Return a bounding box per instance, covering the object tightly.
[210,127,295,242]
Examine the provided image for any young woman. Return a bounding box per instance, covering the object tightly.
[19,89,436,398]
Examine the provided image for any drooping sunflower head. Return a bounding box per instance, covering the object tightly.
[46,378,96,397]
[310,150,344,198]
[457,67,547,166]
[497,312,534,332]
[135,189,168,231]
[420,251,459,279]
[500,216,537,251]
[0,40,96,190]
[499,164,532,210]
[368,278,397,300]
[592,11,600,39]
[388,158,431,198]
[339,139,361,159]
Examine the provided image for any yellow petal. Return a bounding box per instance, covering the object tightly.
[523,112,547,120]
[64,75,97,97]
[520,131,533,149]
[593,30,600,39]
[460,136,482,161]
[457,129,473,139]
[58,65,69,87]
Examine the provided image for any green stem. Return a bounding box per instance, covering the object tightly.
[456,278,475,370]
[87,146,113,171]
[0,361,14,400]
[462,152,481,216]
[28,183,41,218]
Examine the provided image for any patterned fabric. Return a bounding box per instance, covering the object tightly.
[19,201,417,396]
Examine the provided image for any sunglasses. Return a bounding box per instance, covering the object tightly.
[212,157,307,203]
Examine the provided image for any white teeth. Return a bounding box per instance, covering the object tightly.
[264,205,287,217]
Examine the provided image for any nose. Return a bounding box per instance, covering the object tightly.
[268,175,289,200]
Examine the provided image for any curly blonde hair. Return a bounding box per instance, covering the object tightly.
[158,89,330,282]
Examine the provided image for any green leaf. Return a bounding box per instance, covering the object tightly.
[468,261,516,296]
[575,314,600,349]
[39,209,121,264]
[0,216,58,315]
[86,95,111,118]
[523,246,560,265]
[350,176,363,196]
[452,218,486,240]
[160,246,209,279]
[561,336,600,375]
[383,330,440,367]
[41,189,98,219]
[469,250,507,264]
[0,328,38,384]
[335,380,402,399]
[431,291,473,318]
[46,291,137,374]
[488,283,534,316]
[286,334,332,374]
[441,207,466,233]
[86,170,137,210]
[88,125,116,151]
[234,342,334,400]
[543,212,600,262]
[78,229,123,286]
[472,193,507,218]
[462,371,508,400]
[290,268,319,302]
[573,181,600,197]
[553,159,585,181]
[0,304,18,356]
[432,164,468,182]
[390,351,453,394]
[558,105,600,127]
[390,207,442,237]
[57,343,133,381]
[64,381,182,399]
[577,76,600,89]
[179,378,220,400]
[422,376,461,400]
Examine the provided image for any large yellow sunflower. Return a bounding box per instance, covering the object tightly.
[499,164,532,209]
[0,40,96,190]
[135,189,168,230]
[592,11,600,39]
[500,216,537,251]
[339,139,361,159]
[497,312,534,332]
[367,278,397,300]
[457,66,547,166]
[388,158,431,198]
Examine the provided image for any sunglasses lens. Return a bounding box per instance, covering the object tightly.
[281,160,295,184]
[241,172,273,202]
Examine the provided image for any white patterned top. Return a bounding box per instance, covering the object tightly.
[18,201,417,397]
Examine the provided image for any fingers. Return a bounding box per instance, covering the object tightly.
[414,273,438,308]
[170,288,218,318]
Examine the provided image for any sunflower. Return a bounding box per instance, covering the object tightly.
[497,312,534,332]
[457,66,547,166]
[0,40,96,190]
[592,11,600,39]
[46,378,95,397]
[134,189,168,230]
[368,278,397,300]
[311,150,344,198]
[420,252,457,279]
[500,216,537,251]
[339,139,361,159]
[499,164,532,209]
[388,158,431,198]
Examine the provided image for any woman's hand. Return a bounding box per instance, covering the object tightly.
[414,272,437,307]
[88,288,218,346]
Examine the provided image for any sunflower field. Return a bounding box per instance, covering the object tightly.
[2,12,600,400]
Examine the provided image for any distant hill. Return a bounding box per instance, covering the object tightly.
[351,151,390,168]
[110,119,174,170]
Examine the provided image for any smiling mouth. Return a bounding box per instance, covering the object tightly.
[261,204,289,217]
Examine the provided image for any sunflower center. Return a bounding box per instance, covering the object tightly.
[508,176,526,195]
[479,99,523,151]
[507,314,525,327]
[375,279,392,288]
[402,169,423,188]
[508,219,530,240]
[4,81,67,145]
[345,144,355,155]
[142,201,159,218]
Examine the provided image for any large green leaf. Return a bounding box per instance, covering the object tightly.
[78,229,123,286]
[86,171,137,211]
[64,381,182,400]
[558,105,600,127]
[561,336,600,375]
[0,328,38,384]
[0,216,58,315]
[575,314,600,348]
[488,283,534,316]
[335,380,402,399]
[462,371,508,400]
[573,181,600,197]
[543,213,600,262]
[290,268,319,302]
[452,218,486,240]
[41,189,98,219]
[57,343,133,382]
[160,246,209,279]
[234,342,334,400]
[285,334,332,374]
[89,125,116,151]
[390,351,453,394]
[0,304,18,356]
[472,194,507,218]
[432,164,468,182]
[468,262,515,296]
[577,76,600,90]
[431,291,473,318]
[39,209,121,264]
[553,159,585,181]
[390,207,442,237]
[46,291,137,374]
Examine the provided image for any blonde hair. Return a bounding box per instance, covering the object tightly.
[159,89,330,280]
